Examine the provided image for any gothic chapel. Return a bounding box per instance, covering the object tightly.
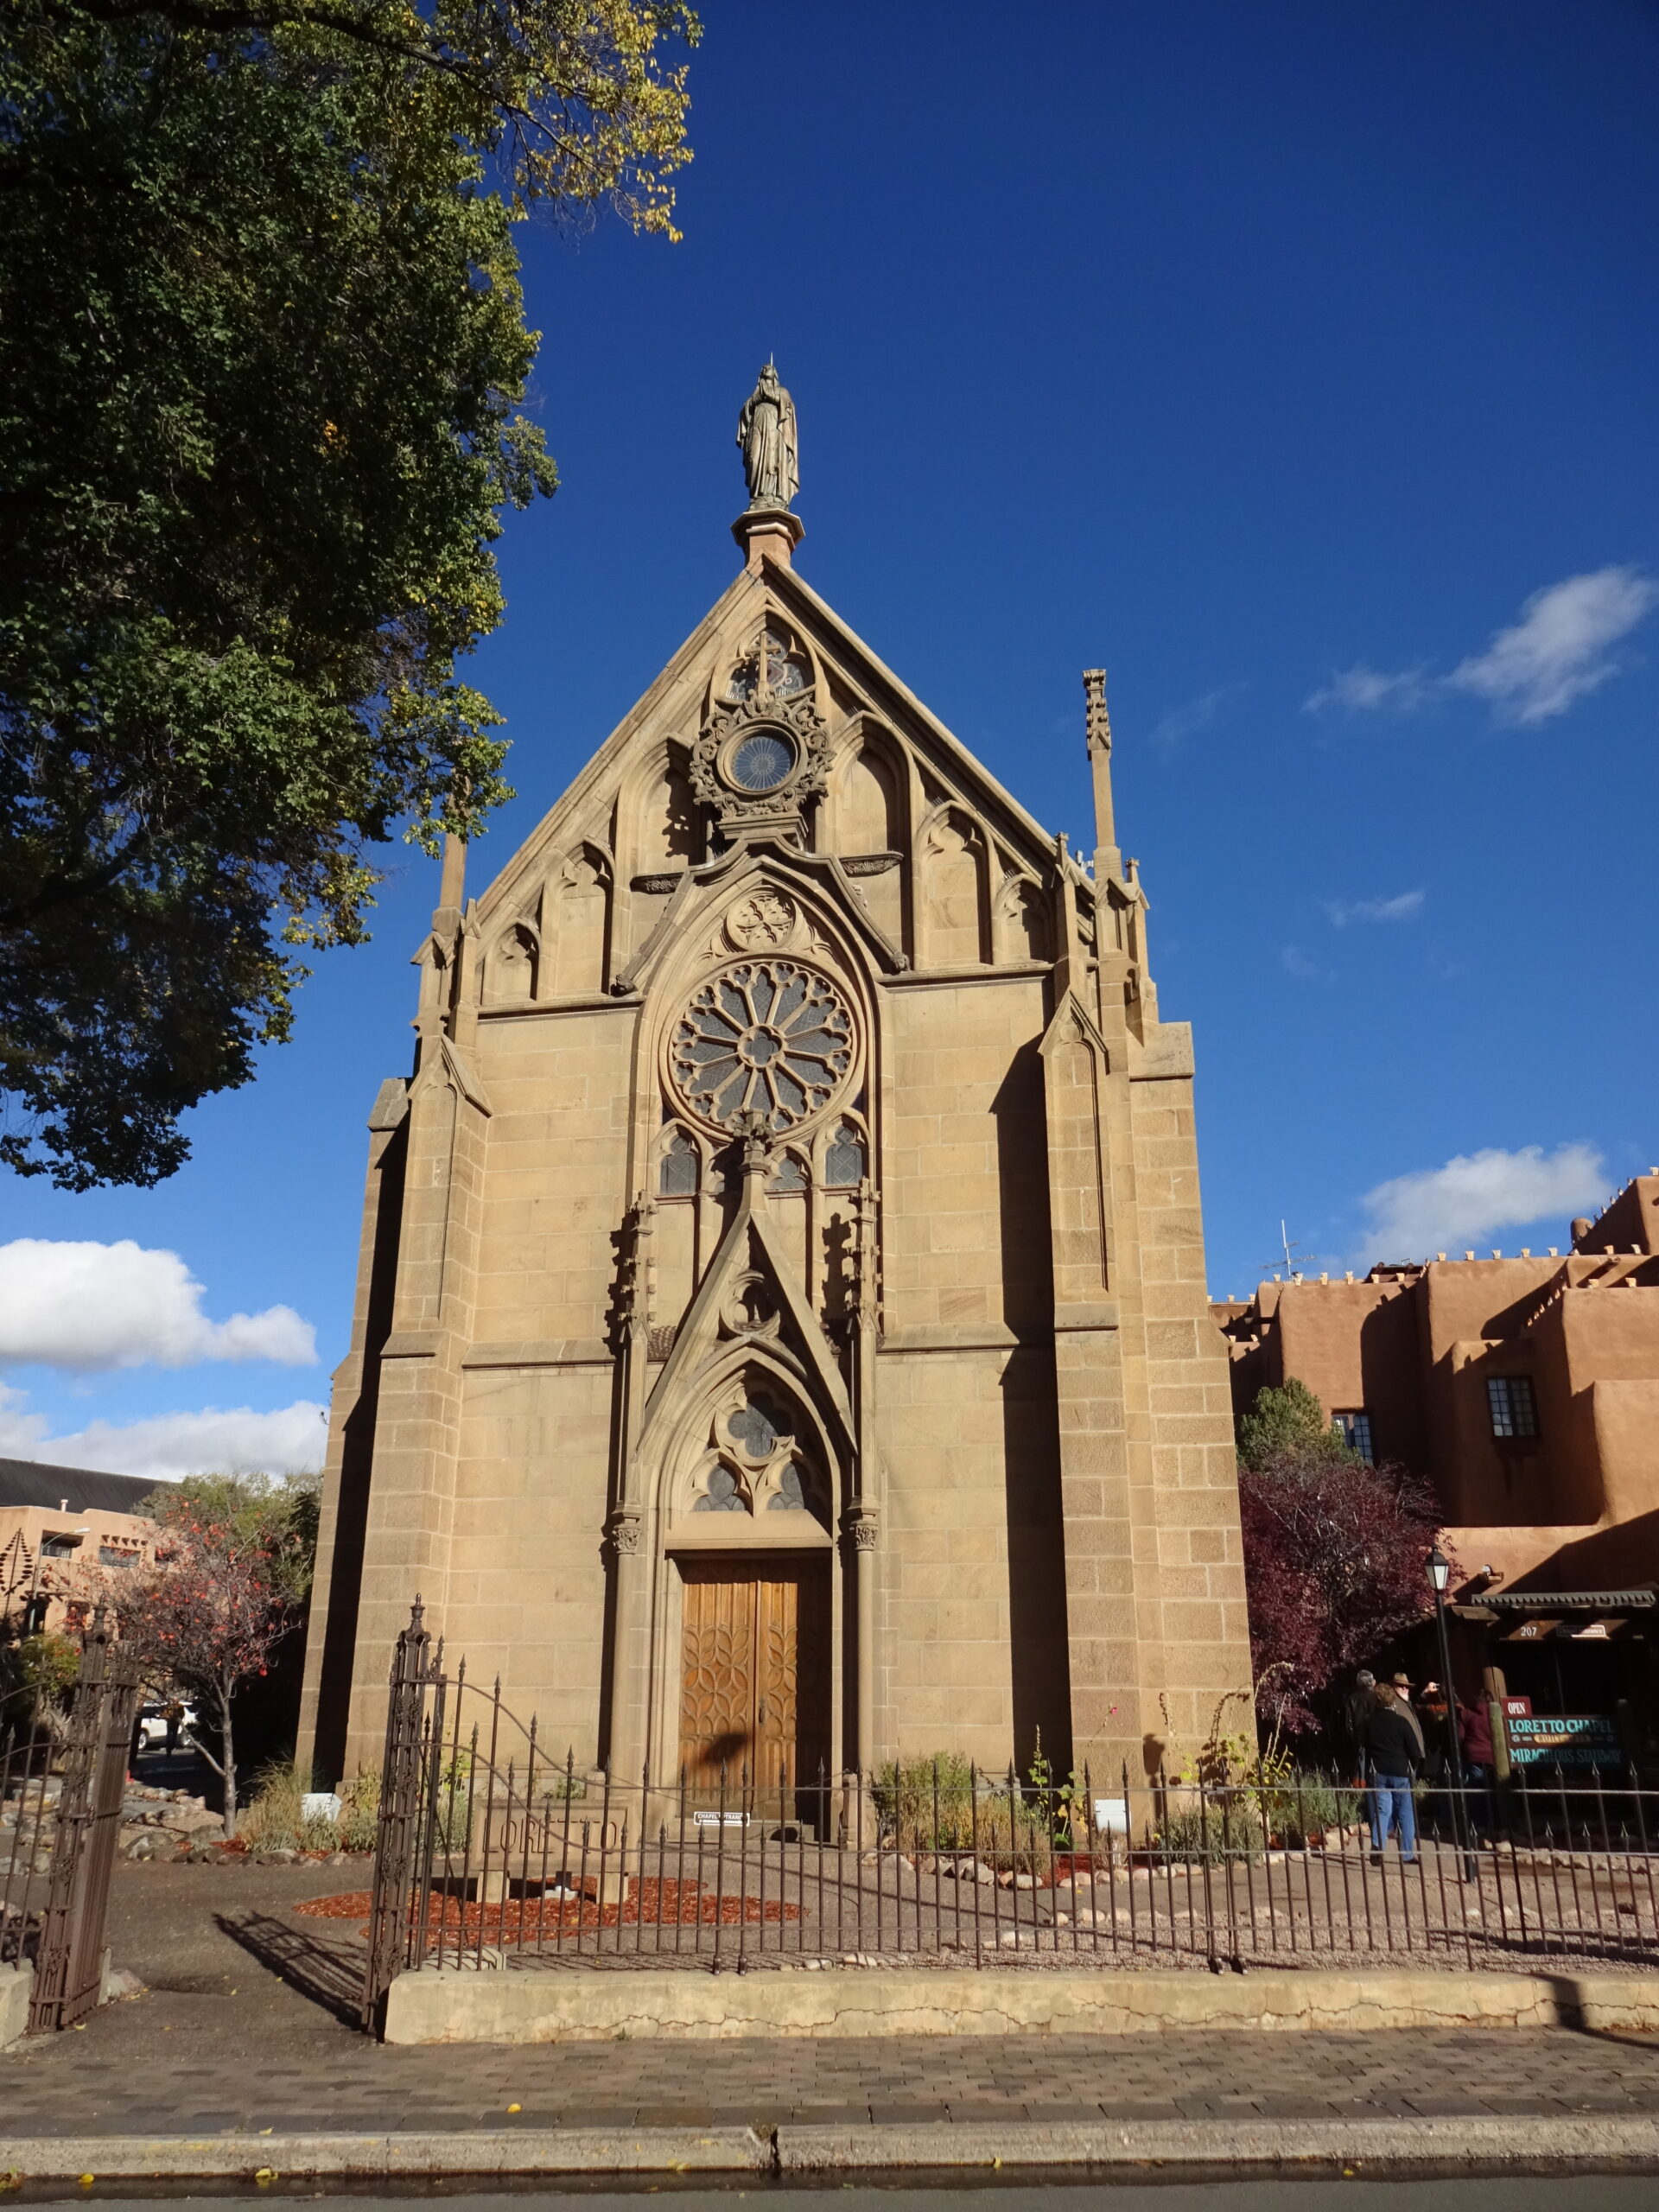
[298,372,1252,1797]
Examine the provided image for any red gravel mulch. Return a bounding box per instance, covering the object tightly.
[295,1879,800,1944]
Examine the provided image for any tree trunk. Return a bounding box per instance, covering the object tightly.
[219,1678,238,1840]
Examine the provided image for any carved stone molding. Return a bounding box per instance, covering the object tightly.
[690,690,831,843]
[607,1514,642,1558]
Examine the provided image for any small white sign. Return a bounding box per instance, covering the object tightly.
[1092,1796,1129,1835]
[302,1791,343,1823]
[692,1809,751,1827]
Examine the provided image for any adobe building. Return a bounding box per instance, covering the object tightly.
[0,1457,160,1636]
[1215,1181,1659,1720]
[298,372,1252,1797]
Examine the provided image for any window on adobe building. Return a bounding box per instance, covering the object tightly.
[1335,1410,1374,1460]
[1487,1375,1538,1440]
[40,1531,79,1559]
[98,1543,136,1567]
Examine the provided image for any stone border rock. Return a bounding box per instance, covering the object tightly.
[382,1963,1659,2045]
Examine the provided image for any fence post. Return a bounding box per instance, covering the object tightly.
[29,1606,141,2033]
[361,1599,439,2031]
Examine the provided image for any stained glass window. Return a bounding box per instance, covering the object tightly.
[728,1394,788,1459]
[824,1122,866,1187]
[693,1465,746,1514]
[670,961,853,1131]
[766,1462,810,1512]
[730,732,796,792]
[659,1128,699,1196]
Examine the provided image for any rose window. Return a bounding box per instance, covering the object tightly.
[670,961,854,1131]
[728,731,796,791]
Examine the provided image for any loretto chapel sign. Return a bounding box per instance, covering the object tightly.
[296,368,1253,1802]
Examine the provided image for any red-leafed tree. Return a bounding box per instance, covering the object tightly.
[102,1474,317,1836]
[1236,1381,1449,1738]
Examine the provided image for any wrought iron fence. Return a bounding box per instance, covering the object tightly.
[360,1607,1659,2025]
[1,1607,142,2031]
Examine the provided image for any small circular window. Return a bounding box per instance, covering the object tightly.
[728,731,796,793]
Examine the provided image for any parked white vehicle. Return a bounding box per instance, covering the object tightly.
[136,1701,199,1751]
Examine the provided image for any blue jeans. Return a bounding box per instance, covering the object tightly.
[1370,1775,1417,1859]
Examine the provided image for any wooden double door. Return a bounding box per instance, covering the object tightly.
[677,1555,830,1797]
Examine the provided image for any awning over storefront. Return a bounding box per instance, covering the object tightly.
[1480,1590,1657,1612]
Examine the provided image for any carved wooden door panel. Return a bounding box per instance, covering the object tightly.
[677,1564,756,1789]
[752,1574,798,1791]
[677,1559,830,1796]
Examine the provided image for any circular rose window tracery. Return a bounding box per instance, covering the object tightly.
[670,960,855,1132]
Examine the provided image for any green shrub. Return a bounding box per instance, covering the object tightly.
[1154,1789,1265,1863]
[1254,1770,1363,1847]
[337,1767,380,1851]
[241,1758,382,1852]
[873,1752,978,1852]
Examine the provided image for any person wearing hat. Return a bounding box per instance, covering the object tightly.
[1389,1673,1426,1759]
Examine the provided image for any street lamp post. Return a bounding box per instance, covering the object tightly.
[1427,1543,1478,1881]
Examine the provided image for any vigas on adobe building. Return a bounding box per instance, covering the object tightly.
[299,373,1251,1797]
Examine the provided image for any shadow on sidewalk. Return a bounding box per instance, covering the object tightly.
[1542,1970,1659,2050]
[217,1909,367,2030]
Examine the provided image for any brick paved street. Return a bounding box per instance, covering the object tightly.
[7,1858,1659,2140]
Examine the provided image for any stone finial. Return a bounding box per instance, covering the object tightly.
[1084,669,1121,883]
[1083,668,1112,756]
[729,1108,775,1183]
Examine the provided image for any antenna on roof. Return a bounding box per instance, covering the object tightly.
[1258,1219,1325,1278]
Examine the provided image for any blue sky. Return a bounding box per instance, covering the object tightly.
[4,0,1657,1475]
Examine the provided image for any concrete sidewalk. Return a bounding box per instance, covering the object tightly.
[6,1858,1659,2178]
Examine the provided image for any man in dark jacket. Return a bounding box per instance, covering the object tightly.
[1344,1670,1377,1782]
[1363,1684,1422,1863]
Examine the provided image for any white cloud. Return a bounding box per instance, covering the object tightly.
[0,1384,327,1483]
[1446,567,1659,723]
[1280,944,1331,982]
[1151,682,1247,753]
[1325,889,1426,927]
[1356,1141,1605,1263]
[1305,665,1430,715]
[1306,567,1656,726]
[0,1240,315,1371]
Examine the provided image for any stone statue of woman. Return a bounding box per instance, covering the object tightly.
[736,360,799,510]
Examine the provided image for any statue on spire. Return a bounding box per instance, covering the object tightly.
[737,360,799,511]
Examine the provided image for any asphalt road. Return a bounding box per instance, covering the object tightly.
[99,2184,1659,2209]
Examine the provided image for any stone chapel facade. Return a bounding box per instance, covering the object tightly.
[297,423,1252,1796]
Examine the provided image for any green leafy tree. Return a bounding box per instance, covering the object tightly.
[1236,1376,1346,1471]
[138,1470,321,1605]
[0,0,696,1188]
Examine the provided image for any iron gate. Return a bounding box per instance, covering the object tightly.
[2,1606,142,2031]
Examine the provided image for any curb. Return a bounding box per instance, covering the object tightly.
[0,2130,772,2180]
[3,2115,1659,2180]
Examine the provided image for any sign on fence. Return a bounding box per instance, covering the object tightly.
[1506,1713,1622,1768]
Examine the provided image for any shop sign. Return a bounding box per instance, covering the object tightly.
[1505,1713,1623,1768]
[1501,1696,1533,1718]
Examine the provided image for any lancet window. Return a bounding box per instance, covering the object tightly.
[823,1121,867,1188]
[659,1126,701,1197]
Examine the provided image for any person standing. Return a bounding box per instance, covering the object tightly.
[1457,1694,1496,1834]
[1344,1670,1377,1783]
[164,1697,184,1758]
[1363,1683,1423,1864]
[1389,1672,1426,1760]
